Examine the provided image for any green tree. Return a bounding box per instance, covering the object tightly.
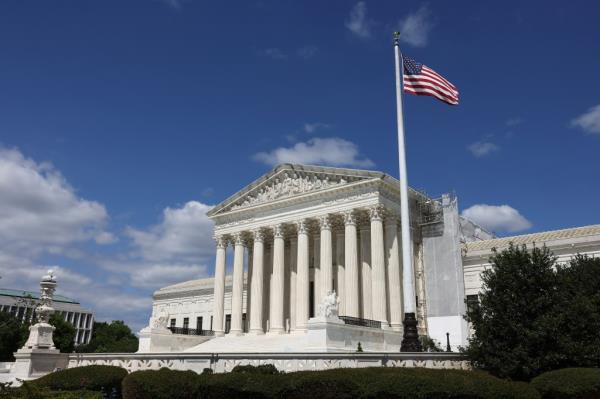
[465,245,600,380]
[49,313,76,353]
[554,255,600,367]
[464,244,561,380]
[0,311,29,361]
[77,320,138,353]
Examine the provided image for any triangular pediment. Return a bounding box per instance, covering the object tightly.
[207,164,390,217]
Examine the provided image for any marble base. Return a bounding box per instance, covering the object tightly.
[184,316,402,353]
[11,348,68,382]
[138,327,214,353]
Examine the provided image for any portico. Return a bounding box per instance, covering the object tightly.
[207,164,419,342]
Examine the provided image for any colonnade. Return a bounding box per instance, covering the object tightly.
[212,206,407,336]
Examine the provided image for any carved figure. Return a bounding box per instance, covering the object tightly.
[317,291,340,318]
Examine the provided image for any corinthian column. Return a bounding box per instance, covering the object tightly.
[360,226,372,320]
[212,236,227,336]
[336,232,345,315]
[269,224,285,333]
[249,230,265,334]
[295,220,309,331]
[230,233,245,335]
[370,206,388,325]
[319,215,333,299]
[344,211,360,318]
[385,216,403,331]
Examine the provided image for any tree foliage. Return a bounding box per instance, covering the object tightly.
[465,244,600,380]
[76,321,138,353]
[0,311,29,361]
[50,313,76,353]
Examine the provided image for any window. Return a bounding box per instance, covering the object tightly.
[170,318,176,328]
[183,317,189,329]
[196,316,203,330]
[225,314,231,334]
[210,315,213,331]
[466,295,479,313]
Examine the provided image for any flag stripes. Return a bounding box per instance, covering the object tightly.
[402,57,459,105]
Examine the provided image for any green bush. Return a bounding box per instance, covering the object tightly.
[531,368,600,399]
[33,365,127,393]
[230,364,280,375]
[120,366,540,399]
[121,369,202,399]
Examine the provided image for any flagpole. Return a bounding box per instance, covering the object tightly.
[393,32,422,352]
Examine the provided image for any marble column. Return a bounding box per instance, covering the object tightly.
[295,220,310,331]
[230,233,245,335]
[212,236,227,336]
[344,211,360,318]
[269,224,285,333]
[360,227,372,320]
[319,215,333,299]
[370,207,388,325]
[385,217,403,331]
[313,233,321,308]
[249,230,265,334]
[335,232,345,315]
[289,237,297,331]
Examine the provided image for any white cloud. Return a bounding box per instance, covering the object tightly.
[303,122,331,133]
[0,147,110,256]
[345,2,372,39]
[398,5,433,47]
[462,204,532,234]
[297,45,318,59]
[253,137,374,168]
[261,48,287,60]
[467,141,499,157]
[571,104,600,134]
[125,201,215,263]
[95,231,118,245]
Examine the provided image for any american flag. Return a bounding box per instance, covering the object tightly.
[403,56,459,105]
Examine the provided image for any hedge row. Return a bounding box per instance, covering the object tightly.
[121,366,540,399]
[32,365,127,393]
[531,368,600,399]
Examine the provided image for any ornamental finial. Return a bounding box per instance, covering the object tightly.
[393,31,400,45]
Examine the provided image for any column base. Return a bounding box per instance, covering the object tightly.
[267,328,285,335]
[214,331,225,337]
[228,329,244,336]
[400,312,422,352]
[248,329,265,335]
[390,323,403,332]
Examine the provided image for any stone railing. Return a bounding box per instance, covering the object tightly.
[68,352,469,374]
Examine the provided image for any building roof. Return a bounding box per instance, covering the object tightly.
[0,288,80,304]
[464,224,600,253]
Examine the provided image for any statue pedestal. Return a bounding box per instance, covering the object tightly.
[22,322,56,350]
[11,348,68,381]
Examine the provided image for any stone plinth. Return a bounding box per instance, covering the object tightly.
[138,327,214,353]
[11,348,68,382]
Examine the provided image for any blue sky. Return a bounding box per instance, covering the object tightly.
[1,0,599,330]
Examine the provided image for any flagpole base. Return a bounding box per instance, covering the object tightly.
[400,312,422,352]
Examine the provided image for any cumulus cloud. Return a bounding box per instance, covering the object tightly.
[303,122,331,133]
[467,141,499,157]
[462,204,532,234]
[571,104,600,134]
[125,201,215,263]
[253,137,374,168]
[345,2,372,39]
[398,5,434,47]
[0,147,110,256]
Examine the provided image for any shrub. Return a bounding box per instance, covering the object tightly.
[33,365,127,393]
[121,369,202,399]
[282,370,361,399]
[202,372,287,399]
[230,364,280,375]
[531,368,600,399]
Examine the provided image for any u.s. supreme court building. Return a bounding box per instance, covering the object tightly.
[139,163,600,354]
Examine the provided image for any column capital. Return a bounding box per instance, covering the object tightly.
[295,219,309,235]
[215,235,227,249]
[273,224,284,239]
[232,232,246,247]
[369,206,385,222]
[343,210,357,226]
[253,229,265,242]
[318,215,332,231]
